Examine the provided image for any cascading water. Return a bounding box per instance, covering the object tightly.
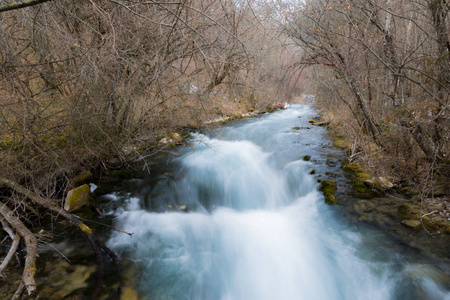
[107,104,450,299]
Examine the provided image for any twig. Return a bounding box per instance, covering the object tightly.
[74,215,134,237]
[421,210,438,218]
[12,282,25,300]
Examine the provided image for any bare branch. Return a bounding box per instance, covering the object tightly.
[0,0,52,13]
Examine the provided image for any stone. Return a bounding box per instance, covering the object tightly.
[364,177,394,191]
[401,219,421,229]
[64,184,91,212]
[320,180,340,205]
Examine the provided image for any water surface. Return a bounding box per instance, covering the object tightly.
[107,104,450,299]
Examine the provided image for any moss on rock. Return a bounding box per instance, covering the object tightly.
[64,184,92,212]
[341,162,376,198]
[320,180,340,205]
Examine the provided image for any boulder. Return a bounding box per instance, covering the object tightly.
[364,177,394,191]
[401,219,421,229]
[64,184,92,212]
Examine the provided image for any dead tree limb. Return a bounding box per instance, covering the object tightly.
[0,0,52,13]
[0,201,37,296]
[0,176,124,296]
[0,218,21,276]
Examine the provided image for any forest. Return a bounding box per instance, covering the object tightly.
[0,0,448,298]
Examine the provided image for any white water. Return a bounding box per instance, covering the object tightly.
[107,104,450,299]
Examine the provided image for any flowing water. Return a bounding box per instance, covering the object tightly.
[106,104,450,300]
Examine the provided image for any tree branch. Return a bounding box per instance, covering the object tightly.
[0,201,37,296]
[0,218,21,277]
[0,0,52,13]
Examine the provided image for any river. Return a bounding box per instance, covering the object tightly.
[105,104,450,299]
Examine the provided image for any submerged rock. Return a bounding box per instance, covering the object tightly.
[64,184,92,212]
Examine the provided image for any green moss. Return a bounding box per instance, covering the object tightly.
[333,139,350,149]
[65,184,91,212]
[350,182,377,198]
[341,162,374,197]
[398,203,419,221]
[303,155,311,161]
[310,169,316,175]
[421,216,440,231]
[320,180,340,205]
[309,119,315,124]
[71,171,92,186]
[292,127,300,130]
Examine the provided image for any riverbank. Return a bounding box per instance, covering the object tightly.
[309,110,450,263]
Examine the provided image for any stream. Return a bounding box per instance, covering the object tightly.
[105,104,450,300]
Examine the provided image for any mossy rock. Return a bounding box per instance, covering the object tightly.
[342,162,375,198]
[364,177,394,192]
[342,163,370,180]
[309,119,315,124]
[303,155,311,161]
[398,203,419,221]
[401,219,421,230]
[310,169,316,175]
[320,180,340,205]
[350,182,377,198]
[71,171,92,187]
[64,184,92,213]
[333,139,351,149]
[292,127,300,130]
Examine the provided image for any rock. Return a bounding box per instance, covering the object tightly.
[401,219,421,229]
[303,155,311,161]
[316,121,331,127]
[364,177,394,191]
[64,184,92,212]
[320,180,340,205]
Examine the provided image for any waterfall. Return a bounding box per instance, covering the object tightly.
[107,104,450,300]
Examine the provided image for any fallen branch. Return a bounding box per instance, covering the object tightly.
[0,201,37,296]
[0,176,124,297]
[0,218,21,276]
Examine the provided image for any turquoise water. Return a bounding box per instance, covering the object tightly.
[107,104,450,300]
